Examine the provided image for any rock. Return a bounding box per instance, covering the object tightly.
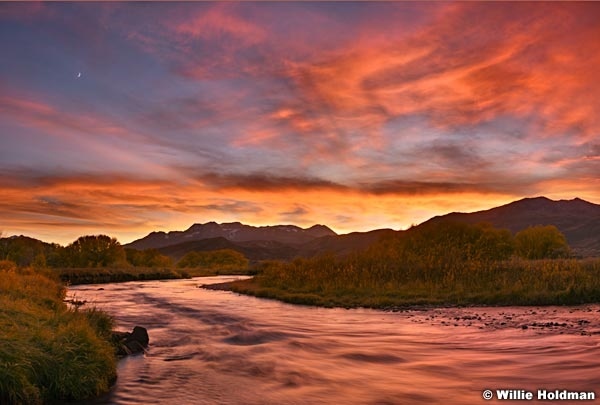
[112,326,149,356]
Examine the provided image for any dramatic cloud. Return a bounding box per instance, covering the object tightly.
[1,2,599,244]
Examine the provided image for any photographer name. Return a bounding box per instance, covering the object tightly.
[483,389,596,401]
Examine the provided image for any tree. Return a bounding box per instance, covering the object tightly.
[65,235,127,267]
[402,221,514,263]
[0,235,59,267]
[473,223,515,261]
[514,225,571,260]
[177,249,248,270]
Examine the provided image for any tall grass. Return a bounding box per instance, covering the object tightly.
[230,223,600,308]
[238,257,600,307]
[0,261,116,404]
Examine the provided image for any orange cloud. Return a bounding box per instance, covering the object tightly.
[281,3,600,141]
[3,3,600,245]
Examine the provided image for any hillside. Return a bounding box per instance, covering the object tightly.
[421,197,600,257]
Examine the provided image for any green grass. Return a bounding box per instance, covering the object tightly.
[0,261,116,404]
[228,256,600,309]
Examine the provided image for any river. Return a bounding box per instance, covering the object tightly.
[69,277,600,404]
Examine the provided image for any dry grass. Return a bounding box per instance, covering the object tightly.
[0,261,116,404]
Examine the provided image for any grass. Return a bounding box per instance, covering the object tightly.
[226,248,600,309]
[56,266,184,285]
[0,261,116,404]
[56,265,254,285]
[225,222,600,309]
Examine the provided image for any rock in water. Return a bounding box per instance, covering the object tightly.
[112,326,149,356]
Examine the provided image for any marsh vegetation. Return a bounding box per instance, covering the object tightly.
[228,222,600,307]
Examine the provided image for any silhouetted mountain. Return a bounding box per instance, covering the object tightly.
[298,229,397,257]
[156,237,301,262]
[421,197,600,257]
[126,197,600,260]
[126,222,336,251]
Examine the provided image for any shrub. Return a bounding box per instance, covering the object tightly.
[515,225,571,259]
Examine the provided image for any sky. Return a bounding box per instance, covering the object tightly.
[1,2,599,246]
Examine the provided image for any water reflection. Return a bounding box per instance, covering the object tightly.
[70,277,600,404]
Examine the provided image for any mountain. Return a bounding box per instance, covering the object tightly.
[154,230,397,263]
[156,237,301,262]
[297,229,397,258]
[126,196,600,260]
[421,197,600,257]
[126,222,336,250]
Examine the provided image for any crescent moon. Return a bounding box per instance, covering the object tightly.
[77,72,82,78]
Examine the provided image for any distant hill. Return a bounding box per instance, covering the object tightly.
[153,230,397,263]
[156,237,301,262]
[125,222,336,251]
[421,197,600,257]
[297,229,397,258]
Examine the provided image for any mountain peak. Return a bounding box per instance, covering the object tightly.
[127,221,337,250]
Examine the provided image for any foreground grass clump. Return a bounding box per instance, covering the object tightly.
[228,222,600,308]
[0,261,116,404]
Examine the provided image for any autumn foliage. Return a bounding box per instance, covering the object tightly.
[231,221,598,307]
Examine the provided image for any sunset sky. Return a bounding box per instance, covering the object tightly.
[1,2,599,245]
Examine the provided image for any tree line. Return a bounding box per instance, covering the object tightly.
[0,234,251,270]
[0,223,570,270]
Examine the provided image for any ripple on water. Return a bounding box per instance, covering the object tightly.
[69,277,600,405]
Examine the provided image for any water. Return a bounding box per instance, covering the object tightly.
[69,277,600,404]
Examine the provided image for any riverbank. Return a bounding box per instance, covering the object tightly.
[206,279,600,336]
[57,266,254,285]
[212,256,600,309]
[0,261,116,404]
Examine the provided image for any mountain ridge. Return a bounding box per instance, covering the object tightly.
[5,196,599,261]
[420,196,600,257]
[136,196,600,259]
[125,222,337,251]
